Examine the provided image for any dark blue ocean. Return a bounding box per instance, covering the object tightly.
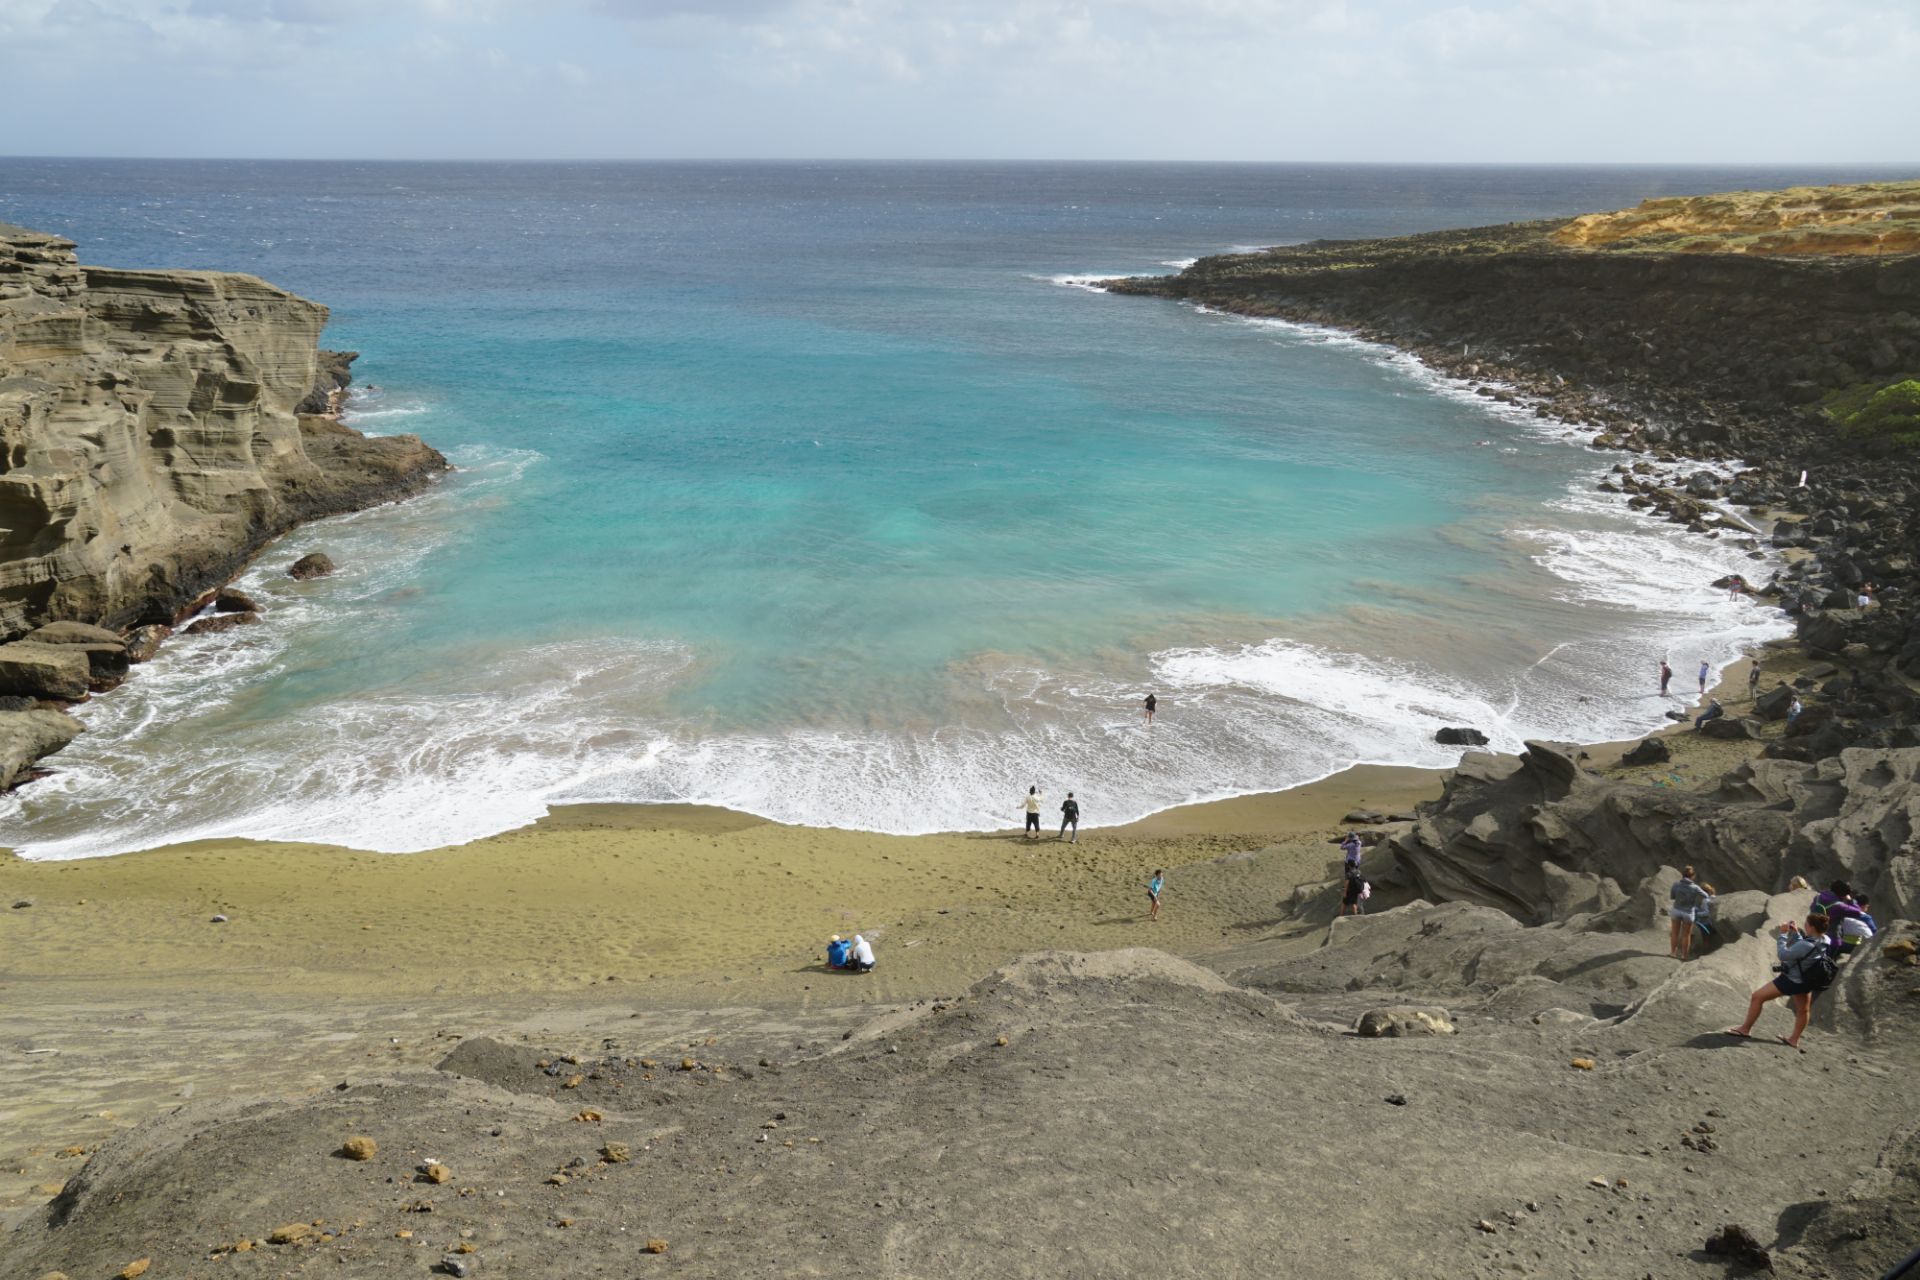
[5,160,1893,855]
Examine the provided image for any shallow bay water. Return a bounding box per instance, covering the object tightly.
[4,160,1897,855]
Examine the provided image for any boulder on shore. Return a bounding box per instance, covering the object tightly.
[124,625,170,664]
[1620,737,1671,766]
[22,623,130,689]
[288,552,336,581]
[213,589,262,614]
[1754,684,1797,721]
[183,612,262,637]
[1434,726,1489,747]
[0,643,93,701]
[0,707,83,790]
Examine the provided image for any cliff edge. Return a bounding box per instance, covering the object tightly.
[0,222,447,641]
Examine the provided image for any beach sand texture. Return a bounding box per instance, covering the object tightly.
[0,765,1443,1001]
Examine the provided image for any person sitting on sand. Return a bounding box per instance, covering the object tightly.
[1022,785,1042,838]
[1694,698,1724,730]
[1059,791,1080,843]
[848,934,875,973]
[1669,866,1711,960]
[1727,913,1833,1049]
[827,935,850,969]
[1787,696,1803,723]
[1147,870,1164,922]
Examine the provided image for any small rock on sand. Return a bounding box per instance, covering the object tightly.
[1355,1007,1455,1038]
[339,1136,377,1161]
[1704,1223,1772,1270]
[1570,1057,1596,1070]
[268,1223,313,1244]
[601,1142,630,1163]
[644,1238,669,1254]
[118,1263,150,1280]
[421,1162,452,1184]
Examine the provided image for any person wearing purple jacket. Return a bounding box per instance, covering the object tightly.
[1813,881,1867,950]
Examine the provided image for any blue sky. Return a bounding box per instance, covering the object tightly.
[3,0,1916,161]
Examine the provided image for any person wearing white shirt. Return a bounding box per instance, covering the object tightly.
[849,934,875,973]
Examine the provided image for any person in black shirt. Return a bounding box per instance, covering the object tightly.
[1058,792,1080,843]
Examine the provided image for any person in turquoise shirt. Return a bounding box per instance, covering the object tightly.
[1147,870,1164,922]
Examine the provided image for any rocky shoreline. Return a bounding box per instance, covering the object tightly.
[0,223,448,790]
[1109,204,1920,776]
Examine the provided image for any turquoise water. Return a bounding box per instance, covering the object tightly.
[0,160,1862,854]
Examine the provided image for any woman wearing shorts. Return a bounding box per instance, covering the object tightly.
[1727,913,1831,1049]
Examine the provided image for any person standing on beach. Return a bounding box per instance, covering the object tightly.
[1144,693,1157,725]
[1698,660,1710,696]
[1022,786,1042,838]
[1659,660,1673,696]
[1058,792,1080,843]
[1147,870,1164,921]
[1747,663,1761,700]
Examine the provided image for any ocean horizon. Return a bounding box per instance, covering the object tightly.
[6,158,1898,858]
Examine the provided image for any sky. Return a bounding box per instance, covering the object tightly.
[3,0,1916,162]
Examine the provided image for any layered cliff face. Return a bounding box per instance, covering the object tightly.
[0,223,446,641]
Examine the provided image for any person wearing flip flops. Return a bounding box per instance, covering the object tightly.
[1726,912,1835,1049]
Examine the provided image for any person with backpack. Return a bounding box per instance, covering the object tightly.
[1058,792,1080,843]
[1668,866,1711,960]
[1726,912,1835,1049]
[1838,893,1876,955]
[1690,882,1718,948]
[1340,860,1367,917]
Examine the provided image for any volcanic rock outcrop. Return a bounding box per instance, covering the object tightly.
[1362,741,1920,926]
[0,222,446,642]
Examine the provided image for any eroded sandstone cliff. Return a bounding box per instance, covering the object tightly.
[0,222,446,641]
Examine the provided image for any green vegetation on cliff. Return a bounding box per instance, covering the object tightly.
[1827,376,1920,449]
